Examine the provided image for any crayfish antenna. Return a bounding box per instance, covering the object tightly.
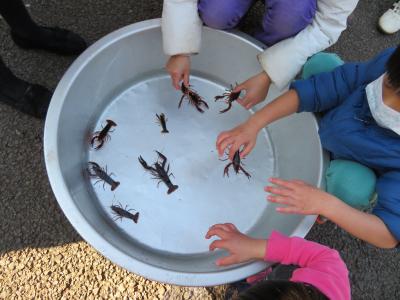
[201,100,209,109]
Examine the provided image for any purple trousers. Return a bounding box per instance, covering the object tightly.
[198,0,317,46]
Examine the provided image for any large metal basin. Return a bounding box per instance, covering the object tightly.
[44,19,326,286]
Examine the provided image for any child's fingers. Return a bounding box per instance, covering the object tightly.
[213,223,234,232]
[240,141,255,158]
[216,255,239,267]
[269,177,297,190]
[206,228,230,240]
[209,239,227,251]
[218,137,235,157]
[291,179,306,185]
[171,73,181,90]
[238,92,254,109]
[276,206,305,214]
[237,96,249,109]
[183,72,190,87]
[265,186,293,197]
[244,99,254,110]
[224,223,238,232]
[232,83,244,93]
[216,131,230,147]
[267,195,293,206]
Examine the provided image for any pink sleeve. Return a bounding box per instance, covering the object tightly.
[265,230,350,300]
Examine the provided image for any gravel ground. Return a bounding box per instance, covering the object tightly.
[0,0,399,299]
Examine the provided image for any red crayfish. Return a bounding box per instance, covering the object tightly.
[138,151,178,194]
[87,161,120,191]
[179,83,209,113]
[90,119,117,150]
[214,84,241,114]
[222,150,251,179]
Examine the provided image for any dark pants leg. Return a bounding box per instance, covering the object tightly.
[254,0,317,46]
[0,0,39,36]
[198,0,255,30]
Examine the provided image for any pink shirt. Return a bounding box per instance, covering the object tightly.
[265,231,350,300]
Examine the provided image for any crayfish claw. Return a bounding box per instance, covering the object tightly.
[138,156,152,170]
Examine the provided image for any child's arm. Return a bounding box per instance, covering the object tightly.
[205,223,345,269]
[205,223,266,266]
[206,225,350,300]
[162,0,201,88]
[162,0,201,56]
[257,0,358,91]
[238,0,359,109]
[216,89,300,159]
[217,48,395,160]
[267,177,399,248]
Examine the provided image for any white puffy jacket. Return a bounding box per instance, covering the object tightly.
[162,0,359,90]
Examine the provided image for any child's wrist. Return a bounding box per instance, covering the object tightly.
[172,53,192,58]
[320,194,340,218]
[249,239,267,260]
[259,71,271,85]
[249,113,267,131]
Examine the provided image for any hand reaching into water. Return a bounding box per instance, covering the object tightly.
[206,223,266,266]
[266,178,335,215]
[234,71,271,110]
[166,54,190,90]
[216,117,262,160]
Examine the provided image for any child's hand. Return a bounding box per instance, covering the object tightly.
[166,54,191,90]
[234,71,271,110]
[266,178,335,215]
[216,119,260,160]
[206,223,266,266]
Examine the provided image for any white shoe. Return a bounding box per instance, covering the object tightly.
[379,1,400,34]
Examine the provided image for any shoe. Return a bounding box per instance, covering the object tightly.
[11,26,87,55]
[378,1,400,34]
[0,83,51,119]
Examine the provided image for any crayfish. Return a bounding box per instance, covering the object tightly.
[214,84,240,114]
[90,119,117,150]
[87,161,120,191]
[222,150,251,179]
[179,83,209,113]
[138,151,178,194]
[156,113,169,133]
[111,203,139,223]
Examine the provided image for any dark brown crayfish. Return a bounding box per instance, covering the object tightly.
[214,84,241,114]
[223,150,251,179]
[111,203,139,223]
[138,151,178,194]
[156,113,169,133]
[87,161,120,191]
[179,83,209,113]
[90,119,117,150]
